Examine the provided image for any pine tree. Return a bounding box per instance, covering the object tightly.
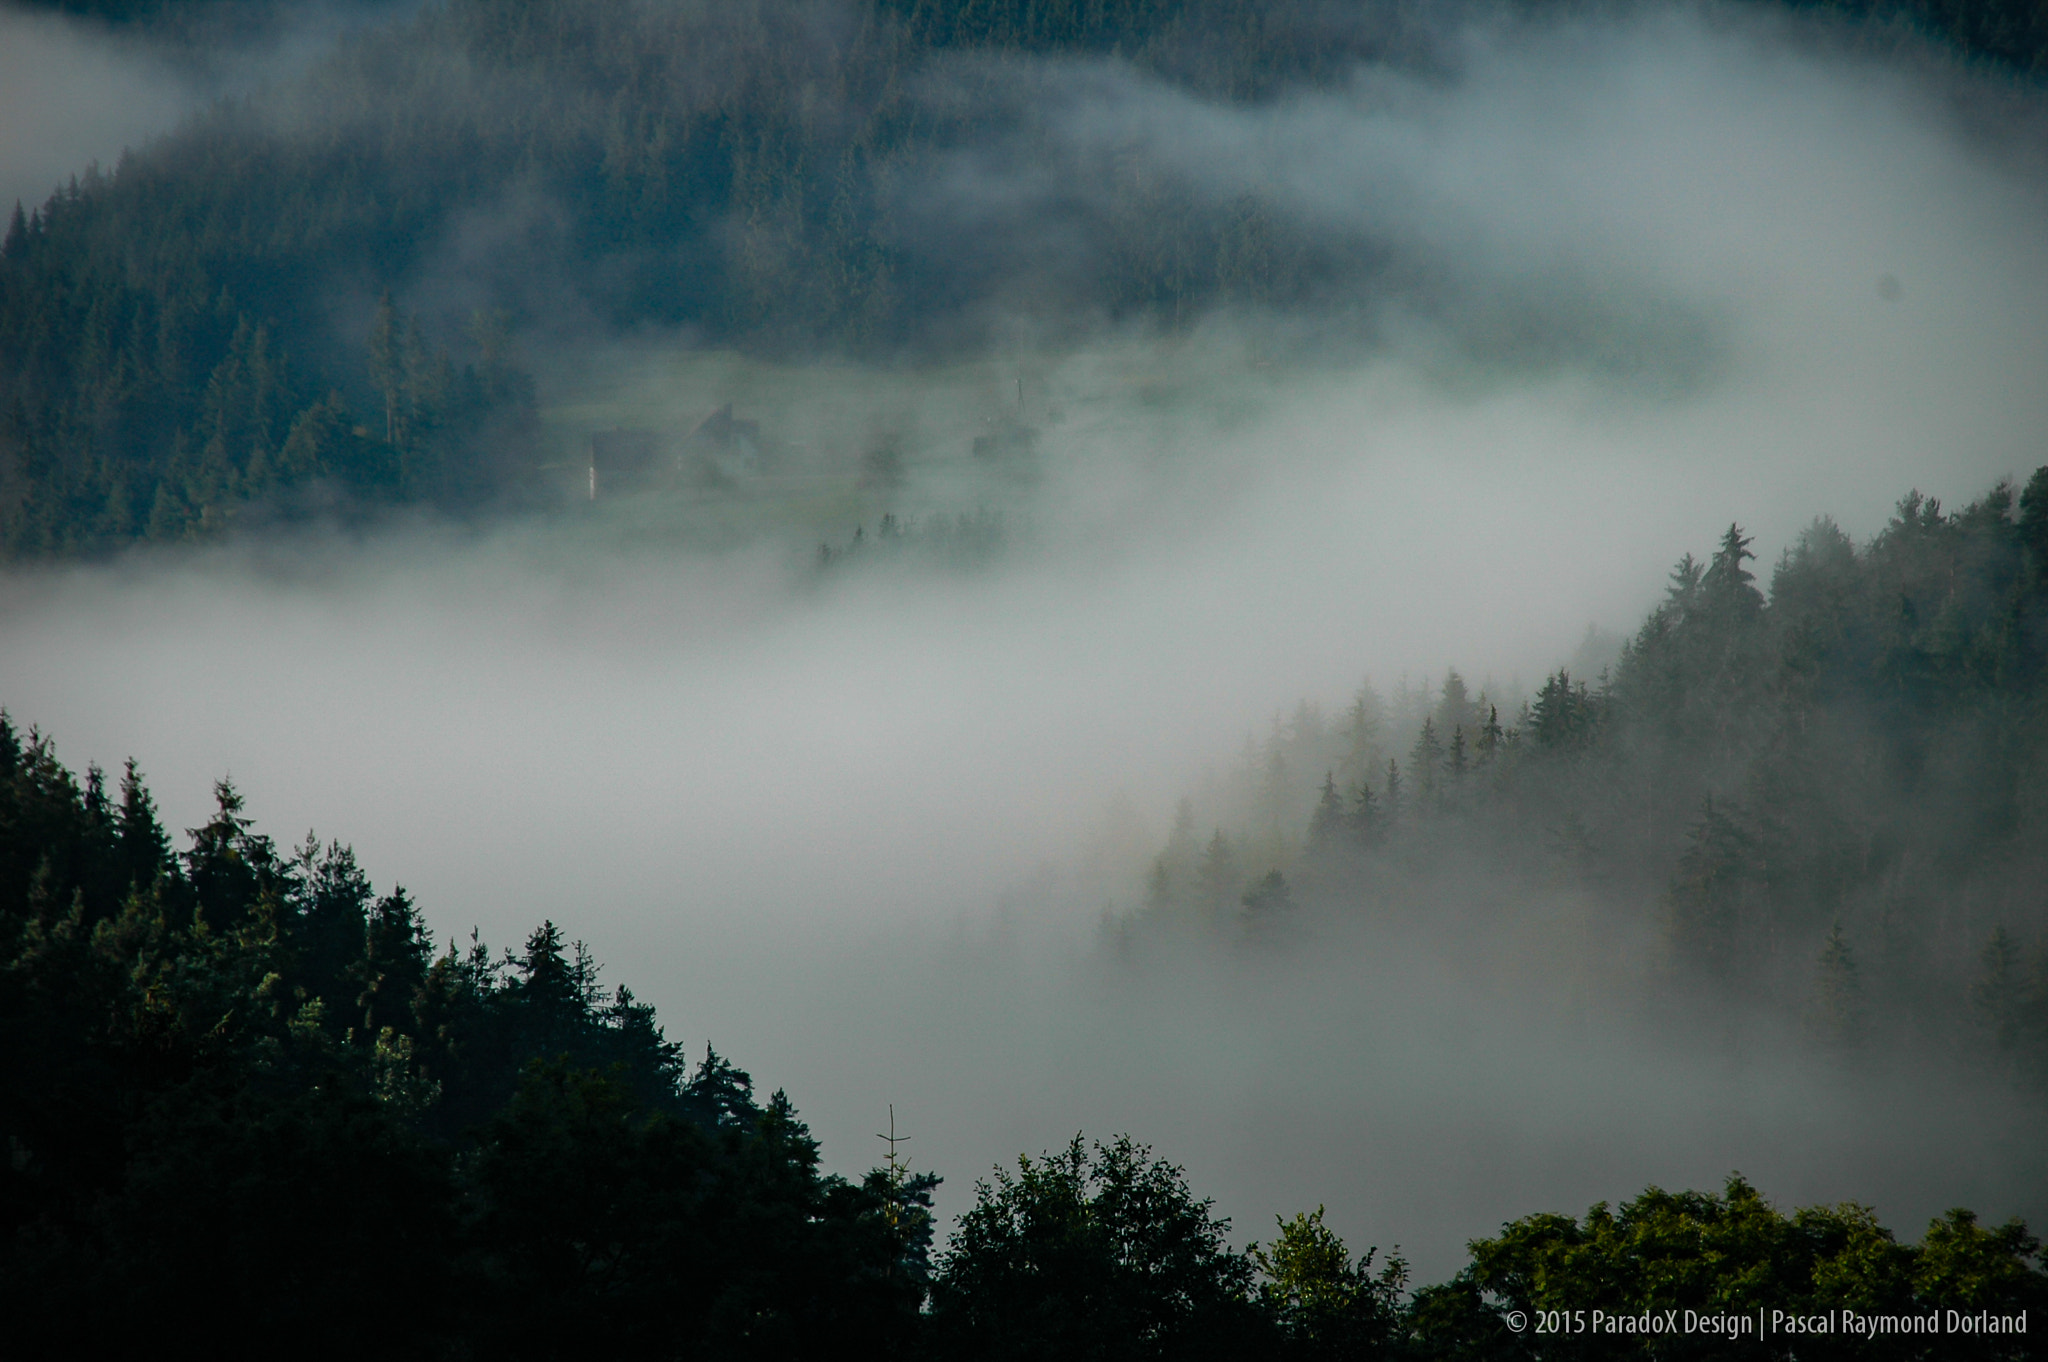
[1530,670,1594,750]
[360,887,431,1036]
[1338,680,1385,782]
[183,777,281,931]
[1241,870,1293,944]
[1197,829,1238,926]
[1970,927,2024,1053]
[1702,523,1763,621]
[294,836,373,1010]
[1665,797,1759,982]
[682,1043,756,1127]
[1434,668,1475,738]
[1407,719,1441,810]
[1548,808,1596,882]
[1347,779,1381,847]
[1807,922,1867,1051]
[114,758,170,894]
[1288,699,1326,754]
[1148,798,1200,920]
[1256,725,1290,861]
[1477,705,1503,764]
[516,919,578,1018]
[2019,465,2048,583]
[1306,773,1345,856]
[1145,857,1174,915]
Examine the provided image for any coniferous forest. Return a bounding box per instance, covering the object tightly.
[7,468,2048,1355]
[6,0,2048,1355]
[3,0,2047,558]
[1134,474,2048,1078]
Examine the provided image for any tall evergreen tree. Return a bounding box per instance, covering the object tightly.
[1407,718,1441,811]
[1241,870,1293,944]
[1808,921,1867,1051]
[1197,830,1238,927]
[1338,680,1385,783]
[1665,797,1762,982]
[1306,773,1345,856]
[1971,927,2026,1054]
[1347,779,1381,848]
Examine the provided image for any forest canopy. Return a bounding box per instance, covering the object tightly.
[3,0,2045,558]
[1132,468,2048,1091]
[3,705,2044,1357]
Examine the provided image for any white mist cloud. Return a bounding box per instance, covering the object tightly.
[0,0,413,215]
[0,6,197,213]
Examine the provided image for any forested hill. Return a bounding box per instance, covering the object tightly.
[0,713,943,1355]
[4,0,2045,561]
[1139,469,2048,1085]
[5,710,2047,1355]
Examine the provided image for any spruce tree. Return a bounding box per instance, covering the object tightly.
[1971,927,2025,1053]
[1338,680,1385,782]
[1407,719,1441,810]
[1477,705,1502,764]
[1241,870,1293,943]
[1306,773,1345,855]
[1347,779,1381,848]
[1197,830,1238,926]
[1,202,25,259]
[114,758,170,895]
[1665,797,1760,982]
[1808,922,1867,1051]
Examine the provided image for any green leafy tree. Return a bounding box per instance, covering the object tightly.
[929,1134,1276,1360]
[1251,1205,1407,1359]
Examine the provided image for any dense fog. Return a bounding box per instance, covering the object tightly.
[4,0,2047,1280]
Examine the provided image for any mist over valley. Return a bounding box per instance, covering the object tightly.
[4,0,2047,1353]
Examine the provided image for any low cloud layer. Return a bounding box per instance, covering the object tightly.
[0,0,405,215]
[0,5,197,212]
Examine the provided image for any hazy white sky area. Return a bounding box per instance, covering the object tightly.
[3,3,2045,1277]
[0,6,197,213]
[0,0,401,214]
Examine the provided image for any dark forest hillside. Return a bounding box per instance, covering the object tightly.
[4,736,2045,1355]
[0,719,940,1356]
[4,0,2044,560]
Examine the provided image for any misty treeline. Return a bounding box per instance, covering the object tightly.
[5,0,2045,560]
[816,507,1008,570]
[3,712,2045,1359]
[1132,468,2048,1083]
